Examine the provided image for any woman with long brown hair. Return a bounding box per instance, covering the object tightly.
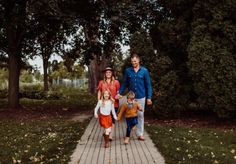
[97,67,120,141]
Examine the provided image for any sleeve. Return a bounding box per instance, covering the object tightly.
[111,103,117,120]
[115,80,120,100]
[117,105,126,120]
[115,80,120,93]
[94,101,101,116]
[97,81,103,100]
[119,69,128,94]
[97,80,103,91]
[144,69,152,99]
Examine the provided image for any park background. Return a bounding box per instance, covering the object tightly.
[0,0,235,163]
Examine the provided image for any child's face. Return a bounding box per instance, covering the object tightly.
[127,97,134,103]
[103,91,110,100]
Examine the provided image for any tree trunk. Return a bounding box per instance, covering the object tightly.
[88,56,99,94]
[6,22,22,109]
[8,51,21,108]
[5,1,26,109]
[87,55,110,94]
[43,55,49,91]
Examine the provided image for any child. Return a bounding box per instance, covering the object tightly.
[117,91,142,144]
[94,89,117,148]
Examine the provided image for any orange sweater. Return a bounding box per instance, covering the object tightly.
[117,102,141,120]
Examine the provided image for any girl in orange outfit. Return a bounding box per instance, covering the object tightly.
[94,90,117,148]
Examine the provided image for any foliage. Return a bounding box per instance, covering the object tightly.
[187,0,236,118]
[147,0,236,118]
[34,70,43,82]
[0,68,8,89]
[0,119,89,163]
[20,70,33,83]
[50,61,85,80]
[146,124,236,164]
[148,0,195,118]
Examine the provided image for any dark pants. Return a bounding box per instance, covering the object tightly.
[126,116,138,137]
[111,107,118,124]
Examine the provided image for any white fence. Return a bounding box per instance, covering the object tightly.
[52,78,88,88]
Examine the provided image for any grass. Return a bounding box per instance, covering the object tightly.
[0,87,96,163]
[0,119,89,163]
[146,124,236,164]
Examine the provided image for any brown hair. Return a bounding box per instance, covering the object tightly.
[131,53,140,60]
[127,91,135,99]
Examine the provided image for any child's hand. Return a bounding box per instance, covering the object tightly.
[94,114,98,118]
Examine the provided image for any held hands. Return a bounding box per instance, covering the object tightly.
[94,114,98,118]
[115,94,123,99]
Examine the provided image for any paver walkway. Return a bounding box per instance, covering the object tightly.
[69,117,165,164]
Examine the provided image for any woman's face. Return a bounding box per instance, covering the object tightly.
[105,70,112,79]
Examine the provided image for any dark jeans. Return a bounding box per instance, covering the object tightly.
[126,116,138,137]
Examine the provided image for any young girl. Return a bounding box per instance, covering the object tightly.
[117,91,142,144]
[94,90,117,148]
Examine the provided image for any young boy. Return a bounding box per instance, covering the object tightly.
[117,91,142,144]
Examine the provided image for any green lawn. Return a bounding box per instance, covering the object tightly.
[146,124,236,164]
[0,87,95,163]
[0,119,89,163]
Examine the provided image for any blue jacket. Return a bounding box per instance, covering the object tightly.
[119,66,152,99]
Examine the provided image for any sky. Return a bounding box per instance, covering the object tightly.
[28,54,62,74]
[28,45,129,74]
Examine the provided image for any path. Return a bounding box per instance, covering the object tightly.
[69,117,165,164]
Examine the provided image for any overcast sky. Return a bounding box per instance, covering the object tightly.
[28,45,129,74]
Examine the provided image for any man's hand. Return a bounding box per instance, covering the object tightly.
[94,114,98,118]
[147,99,152,105]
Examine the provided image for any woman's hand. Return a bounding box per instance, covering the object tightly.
[115,94,123,99]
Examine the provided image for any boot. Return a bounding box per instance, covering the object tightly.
[109,132,113,141]
[103,133,110,148]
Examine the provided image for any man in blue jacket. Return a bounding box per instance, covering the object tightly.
[118,53,152,141]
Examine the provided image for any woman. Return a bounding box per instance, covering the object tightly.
[97,67,120,141]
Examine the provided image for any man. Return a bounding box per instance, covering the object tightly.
[118,53,152,141]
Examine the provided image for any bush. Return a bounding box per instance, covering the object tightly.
[19,84,63,100]
[187,1,236,118]
[0,89,7,99]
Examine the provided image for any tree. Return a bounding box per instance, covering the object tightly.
[187,0,236,118]
[149,0,197,117]
[0,0,28,108]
